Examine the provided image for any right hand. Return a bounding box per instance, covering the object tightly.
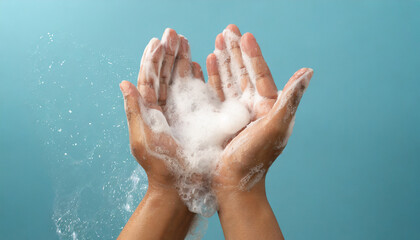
[120,28,205,190]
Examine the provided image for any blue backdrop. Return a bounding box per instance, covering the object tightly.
[1,0,419,239]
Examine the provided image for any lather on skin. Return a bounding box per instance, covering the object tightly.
[117,24,313,240]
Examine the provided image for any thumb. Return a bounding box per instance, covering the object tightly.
[120,80,145,155]
[268,68,313,139]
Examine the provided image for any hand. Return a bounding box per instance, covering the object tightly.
[206,24,314,194]
[120,29,204,190]
[206,25,313,240]
[118,28,204,240]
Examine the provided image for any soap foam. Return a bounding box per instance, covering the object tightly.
[141,72,251,216]
[238,163,266,191]
[139,29,303,217]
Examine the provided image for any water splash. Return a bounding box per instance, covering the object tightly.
[32,32,148,239]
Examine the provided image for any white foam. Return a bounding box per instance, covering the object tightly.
[139,42,252,216]
[141,107,171,134]
[138,31,264,216]
[238,163,266,191]
[163,77,251,217]
[141,38,164,98]
[218,29,275,118]
[137,31,310,217]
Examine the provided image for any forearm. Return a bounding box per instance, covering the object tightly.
[216,180,284,240]
[118,184,196,240]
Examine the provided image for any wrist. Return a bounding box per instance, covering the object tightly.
[146,181,188,208]
[212,160,269,199]
[214,178,284,240]
[118,180,195,240]
[214,176,267,210]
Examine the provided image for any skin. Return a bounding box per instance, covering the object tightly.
[117,28,203,240]
[118,24,313,240]
[206,24,313,240]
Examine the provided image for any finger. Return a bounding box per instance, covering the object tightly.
[215,33,240,98]
[120,81,146,159]
[138,38,165,110]
[241,33,277,99]
[223,24,251,92]
[269,68,313,135]
[192,62,204,82]
[206,53,225,101]
[120,81,177,170]
[159,28,180,106]
[173,36,192,78]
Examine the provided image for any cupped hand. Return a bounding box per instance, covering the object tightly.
[206,24,314,193]
[120,28,204,190]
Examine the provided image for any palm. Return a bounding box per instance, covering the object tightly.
[205,25,313,188]
[122,25,313,192]
[122,29,206,186]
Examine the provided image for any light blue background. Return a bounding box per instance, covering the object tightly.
[1,0,419,239]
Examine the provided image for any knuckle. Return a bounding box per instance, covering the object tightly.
[255,72,271,82]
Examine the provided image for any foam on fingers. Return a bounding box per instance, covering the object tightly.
[159,29,180,105]
[268,68,313,149]
[241,33,277,98]
[161,28,180,56]
[163,74,250,216]
[120,81,144,135]
[206,53,225,102]
[173,36,192,79]
[223,28,252,93]
[137,29,312,217]
[274,68,313,114]
[214,33,241,99]
[138,38,165,106]
[192,62,204,82]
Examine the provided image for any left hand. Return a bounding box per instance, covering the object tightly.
[205,24,314,194]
